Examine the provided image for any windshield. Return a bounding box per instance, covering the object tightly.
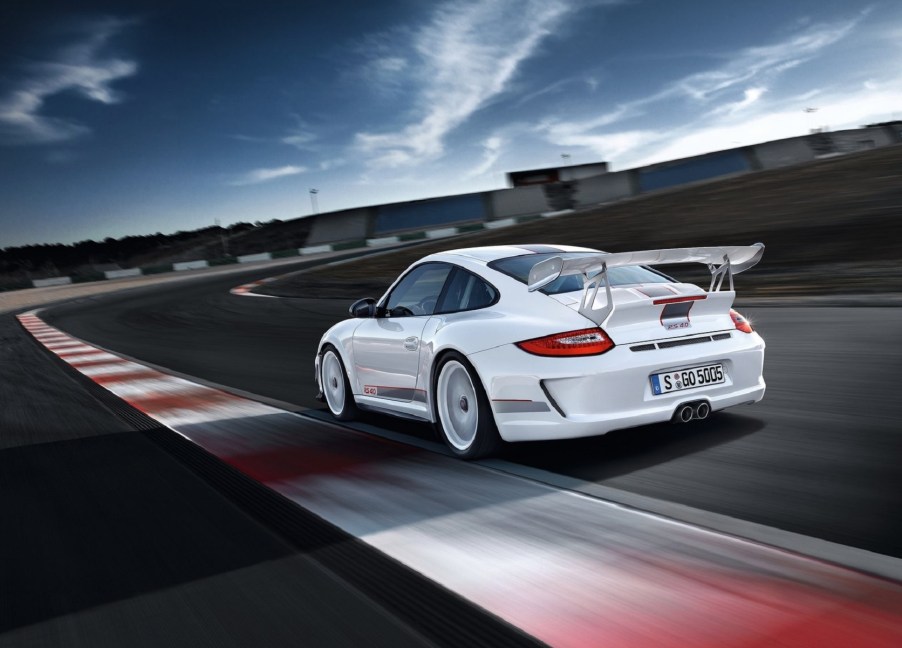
[488,253,672,295]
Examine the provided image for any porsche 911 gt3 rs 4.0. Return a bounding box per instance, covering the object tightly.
[315,243,766,459]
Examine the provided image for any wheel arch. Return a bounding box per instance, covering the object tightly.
[316,320,362,396]
[428,345,495,425]
[430,346,502,458]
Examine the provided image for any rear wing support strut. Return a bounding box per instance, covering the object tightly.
[708,255,734,293]
[580,262,614,325]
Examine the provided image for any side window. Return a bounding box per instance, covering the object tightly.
[436,268,498,313]
[384,263,452,316]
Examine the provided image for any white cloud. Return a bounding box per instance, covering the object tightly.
[345,25,418,100]
[280,128,317,150]
[319,158,346,171]
[673,19,858,103]
[560,129,659,160]
[355,0,584,168]
[0,17,138,146]
[514,77,576,107]
[538,15,868,166]
[229,165,307,186]
[712,86,768,116]
[234,115,319,151]
[623,81,902,168]
[464,135,503,179]
[371,56,408,75]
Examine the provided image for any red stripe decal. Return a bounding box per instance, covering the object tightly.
[653,295,707,305]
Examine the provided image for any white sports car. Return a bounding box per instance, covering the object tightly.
[315,243,766,458]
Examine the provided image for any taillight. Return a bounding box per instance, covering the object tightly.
[730,309,753,334]
[516,328,614,357]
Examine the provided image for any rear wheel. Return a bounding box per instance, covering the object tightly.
[321,346,358,421]
[434,352,500,459]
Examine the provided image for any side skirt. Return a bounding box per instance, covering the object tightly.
[354,395,433,422]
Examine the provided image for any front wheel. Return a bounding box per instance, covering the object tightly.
[320,346,358,421]
[434,352,500,459]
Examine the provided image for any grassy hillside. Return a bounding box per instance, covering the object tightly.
[264,144,902,298]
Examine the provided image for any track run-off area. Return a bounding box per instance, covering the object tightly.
[3,255,902,647]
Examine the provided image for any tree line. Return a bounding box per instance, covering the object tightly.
[1,220,277,281]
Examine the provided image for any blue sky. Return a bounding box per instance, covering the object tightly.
[1,0,899,247]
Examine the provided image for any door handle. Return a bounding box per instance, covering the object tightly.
[404,336,419,351]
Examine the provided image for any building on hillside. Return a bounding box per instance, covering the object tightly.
[863,120,902,143]
[506,161,609,187]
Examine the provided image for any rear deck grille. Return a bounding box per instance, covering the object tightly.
[630,332,732,352]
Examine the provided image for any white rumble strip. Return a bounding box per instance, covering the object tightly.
[18,311,279,433]
[230,277,279,297]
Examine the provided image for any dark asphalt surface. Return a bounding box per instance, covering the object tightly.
[0,312,422,646]
[41,266,902,558]
[1,287,543,647]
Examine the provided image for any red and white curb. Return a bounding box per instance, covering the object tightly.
[17,311,279,427]
[230,276,279,298]
[17,310,902,648]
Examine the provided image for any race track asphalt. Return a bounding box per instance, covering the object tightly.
[41,264,902,559]
[0,281,542,647]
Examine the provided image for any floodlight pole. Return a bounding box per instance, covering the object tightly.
[804,107,818,133]
[309,188,319,214]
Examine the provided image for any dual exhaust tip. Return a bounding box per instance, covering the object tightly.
[674,401,711,423]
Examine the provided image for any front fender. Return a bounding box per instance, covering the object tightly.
[315,318,364,394]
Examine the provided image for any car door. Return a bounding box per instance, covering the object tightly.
[352,263,452,402]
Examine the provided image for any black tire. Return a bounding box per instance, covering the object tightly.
[432,351,501,459]
[320,345,358,421]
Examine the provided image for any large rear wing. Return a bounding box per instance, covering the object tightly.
[527,243,764,325]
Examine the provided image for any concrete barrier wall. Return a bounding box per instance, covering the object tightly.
[237,252,272,263]
[173,260,209,271]
[374,192,487,234]
[574,171,635,207]
[366,235,400,247]
[883,123,902,142]
[104,268,142,280]
[425,227,458,239]
[639,149,750,193]
[829,128,895,153]
[32,277,73,288]
[306,207,371,245]
[489,186,549,219]
[299,244,332,255]
[753,138,815,169]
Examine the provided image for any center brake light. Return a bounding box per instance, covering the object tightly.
[516,328,614,357]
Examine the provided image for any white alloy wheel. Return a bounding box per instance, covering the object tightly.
[437,360,479,451]
[321,347,356,420]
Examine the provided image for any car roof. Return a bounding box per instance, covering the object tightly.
[435,244,599,263]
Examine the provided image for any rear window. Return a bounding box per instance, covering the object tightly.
[488,253,672,295]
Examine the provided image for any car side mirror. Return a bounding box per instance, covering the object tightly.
[349,298,377,318]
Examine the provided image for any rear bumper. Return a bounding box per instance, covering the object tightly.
[468,331,765,443]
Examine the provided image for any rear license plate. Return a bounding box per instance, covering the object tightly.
[651,364,725,395]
